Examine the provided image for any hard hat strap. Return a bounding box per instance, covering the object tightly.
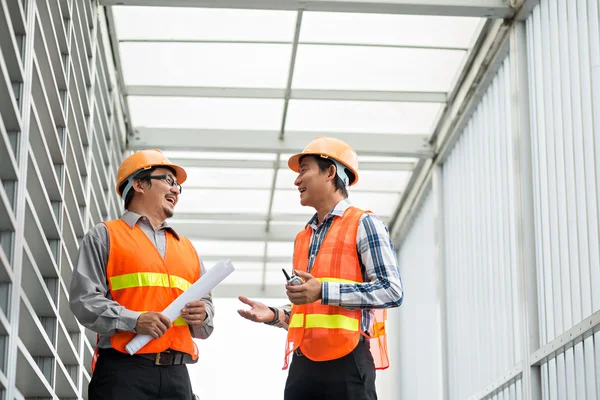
[332,159,350,187]
[120,168,144,200]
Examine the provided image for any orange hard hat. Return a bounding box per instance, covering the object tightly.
[288,136,359,186]
[116,149,187,198]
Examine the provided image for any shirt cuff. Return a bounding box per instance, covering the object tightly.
[119,309,142,332]
[322,282,341,306]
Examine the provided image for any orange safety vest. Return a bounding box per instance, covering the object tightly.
[284,206,389,370]
[95,220,200,366]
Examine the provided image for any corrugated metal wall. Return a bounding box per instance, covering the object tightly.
[392,192,443,400]
[442,56,522,400]
[526,0,600,398]
[0,0,124,397]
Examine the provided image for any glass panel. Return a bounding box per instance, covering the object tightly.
[293,45,467,92]
[352,170,412,191]
[128,97,284,130]
[271,190,314,215]
[184,168,274,189]
[267,242,295,257]
[176,189,270,213]
[300,13,482,48]
[164,151,276,161]
[120,42,291,87]
[348,192,401,217]
[285,100,442,134]
[192,241,265,257]
[114,7,297,41]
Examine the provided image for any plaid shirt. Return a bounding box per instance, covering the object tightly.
[273,200,404,333]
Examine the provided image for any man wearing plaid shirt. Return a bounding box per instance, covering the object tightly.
[238,137,403,400]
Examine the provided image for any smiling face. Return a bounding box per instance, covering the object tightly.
[294,156,336,208]
[133,167,180,219]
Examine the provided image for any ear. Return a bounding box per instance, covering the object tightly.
[132,178,146,194]
[326,164,337,182]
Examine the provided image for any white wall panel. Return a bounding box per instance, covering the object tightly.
[393,192,443,400]
[0,0,124,397]
[527,0,600,347]
[527,1,600,399]
[443,56,521,400]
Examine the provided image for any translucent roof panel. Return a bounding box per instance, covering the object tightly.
[271,190,315,215]
[267,242,295,258]
[350,192,402,217]
[164,151,277,161]
[300,13,482,48]
[120,42,291,87]
[127,97,284,129]
[176,189,270,214]
[293,45,467,92]
[285,100,443,134]
[184,168,274,189]
[276,169,411,192]
[192,241,265,257]
[113,7,297,41]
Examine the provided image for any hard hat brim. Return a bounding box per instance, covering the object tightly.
[287,153,359,186]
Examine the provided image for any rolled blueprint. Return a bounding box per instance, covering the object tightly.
[125,259,235,355]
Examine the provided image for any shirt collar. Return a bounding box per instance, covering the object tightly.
[121,211,180,240]
[307,199,351,229]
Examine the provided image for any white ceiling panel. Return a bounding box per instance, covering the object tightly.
[267,242,295,257]
[176,189,271,213]
[127,97,284,129]
[285,100,443,134]
[293,45,467,92]
[113,7,297,41]
[192,241,266,257]
[164,151,277,161]
[120,42,291,87]
[300,12,482,48]
[184,168,274,189]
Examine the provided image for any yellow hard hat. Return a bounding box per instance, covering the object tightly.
[288,136,359,186]
[116,149,187,198]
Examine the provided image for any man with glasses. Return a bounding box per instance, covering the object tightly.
[70,149,213,399]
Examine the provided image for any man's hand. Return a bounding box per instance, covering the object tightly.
[135,312,171,339]
[286,270,322,305]
[181,300,207,327]
[237,296,275,323]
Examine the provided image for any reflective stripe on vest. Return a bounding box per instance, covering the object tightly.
[110,272,193,292]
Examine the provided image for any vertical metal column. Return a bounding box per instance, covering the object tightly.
[509,21,541,400]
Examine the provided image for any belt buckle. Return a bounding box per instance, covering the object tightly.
[294,348,303,357]
[155,352,170,366]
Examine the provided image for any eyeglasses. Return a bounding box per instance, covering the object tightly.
[147,174,182,193]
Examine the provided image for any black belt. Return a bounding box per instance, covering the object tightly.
[100,348,196,366]
[294,335,366,357]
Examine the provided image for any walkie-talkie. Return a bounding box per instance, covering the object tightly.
[282,268,304,286]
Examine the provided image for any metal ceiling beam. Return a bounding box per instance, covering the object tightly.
[100,0,514,18]
[126,86,448,103]
[130,128,434,158]
[169,158,416,171]
[120,39,470,52]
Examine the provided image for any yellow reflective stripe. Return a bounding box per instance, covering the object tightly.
[317,277,360,284]
[110,272,169,290]
[110,272,193,292]
[289,314,359,331]
[173,316,188,327]
[289,313,304,328]
[170,275,192,292]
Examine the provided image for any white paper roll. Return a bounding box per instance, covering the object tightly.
[125,259,235,355]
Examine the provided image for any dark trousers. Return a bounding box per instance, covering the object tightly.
[89,349,194,400]
[284,342,377,400]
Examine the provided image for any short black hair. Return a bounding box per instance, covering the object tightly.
[299,155,354,199]
[119,166,177,209]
